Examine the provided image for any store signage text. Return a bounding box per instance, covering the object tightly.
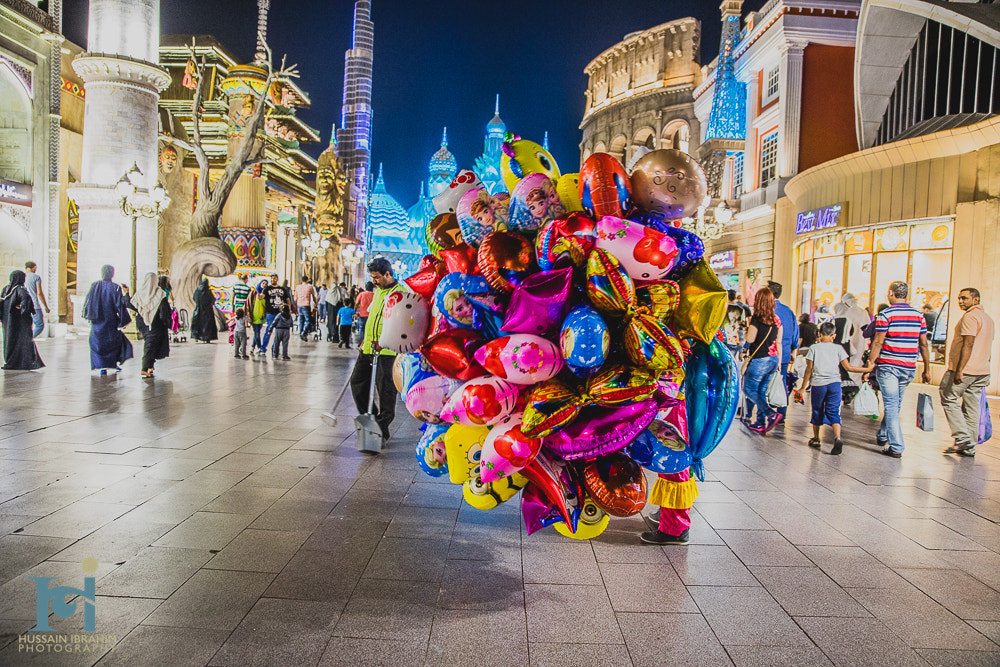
[795,203,843,235]
[0,179,32,207]
[709,250,737,271]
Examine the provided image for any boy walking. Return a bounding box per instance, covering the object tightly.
[801,321,873,455]
[271,305,293,360]
[338,301,356,349]
[232,308,249,359]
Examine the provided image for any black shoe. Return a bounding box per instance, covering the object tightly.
[640,528,690,545]
[956,446,976,457]
[876,438,888,449]
[944,442,973,454]
[880,447,902,459]
[282,356,291,360]
[830,439,843,456]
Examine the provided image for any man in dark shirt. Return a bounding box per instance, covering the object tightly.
[922,304,938,332]
[260,280,290,352]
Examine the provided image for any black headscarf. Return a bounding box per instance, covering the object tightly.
[1,270,25,299]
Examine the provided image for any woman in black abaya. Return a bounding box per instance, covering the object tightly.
[0,270,44,370]
[190,278,218,343]
[133,273,172,378]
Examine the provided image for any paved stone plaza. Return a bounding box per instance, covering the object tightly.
[0,337,998,666]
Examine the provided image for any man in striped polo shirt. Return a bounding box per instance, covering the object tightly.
[868,281,931,458]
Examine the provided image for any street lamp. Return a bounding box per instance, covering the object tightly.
[116,162,170,293]
[681,195,726,242]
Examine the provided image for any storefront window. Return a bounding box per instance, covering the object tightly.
[846,254,873,312]
[910,249,952,362]
[813,256,843,316]
[873,251,908,312]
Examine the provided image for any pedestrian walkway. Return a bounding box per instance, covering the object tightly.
[0,337,998,666]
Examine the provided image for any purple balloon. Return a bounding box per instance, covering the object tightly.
[543,398,659,460]
[501,267,574,339]
[521,483,565,536]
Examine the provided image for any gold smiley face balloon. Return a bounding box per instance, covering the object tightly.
[629,149,708,220]
[501,139,560,192]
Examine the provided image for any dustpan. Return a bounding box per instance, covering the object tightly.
[355,355,384,453]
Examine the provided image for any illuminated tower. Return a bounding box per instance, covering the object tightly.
[338,0,374,239]
[69,0,170,298]
[427,128,457,198]
[474,95,507,194]
[701,0,747,199]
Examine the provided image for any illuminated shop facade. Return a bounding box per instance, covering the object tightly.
[784,0,1000,385]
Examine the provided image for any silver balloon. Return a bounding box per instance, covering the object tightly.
[629,149,708,220]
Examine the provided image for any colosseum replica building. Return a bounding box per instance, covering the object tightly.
[580,17,704,167]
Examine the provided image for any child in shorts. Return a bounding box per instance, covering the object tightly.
[801,321,873,455]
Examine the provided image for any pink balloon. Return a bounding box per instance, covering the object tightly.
[481,412,542,484]
[474,334,564,385]
[405,375,462,424]
[501,267,573,339]
[656,396,689,443]
[542,398,659,460]
[595,216,679,281]
[440,376,519,427]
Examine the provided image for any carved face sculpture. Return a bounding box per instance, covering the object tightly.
[315,151,347,235]
[159,145,178,174]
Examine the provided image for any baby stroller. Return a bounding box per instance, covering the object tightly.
[171,308,189,343]
[299,308,322,342]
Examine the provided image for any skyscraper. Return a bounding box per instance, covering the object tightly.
[337,0,374,241]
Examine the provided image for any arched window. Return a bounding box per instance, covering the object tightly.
[661,120,690,154]
[609,135,627,163]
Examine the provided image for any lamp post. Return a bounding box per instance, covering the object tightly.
[115,162,170,293]
[680,196,727,242]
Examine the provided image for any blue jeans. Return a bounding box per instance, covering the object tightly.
[260,313,277,348]
[319,303,327,321]
[298,306,311,335]
[251,323,263,351]
[810,382,843,425]
[744,356,778,425]
[876,365,915,452]
[31,311,44,338]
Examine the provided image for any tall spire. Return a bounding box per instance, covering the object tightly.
[254,0,271,64]
[330,123,337,146]
[441,127,448,147]
[705,0,747,140]
[339,0,375,236]
[495,94,499,116]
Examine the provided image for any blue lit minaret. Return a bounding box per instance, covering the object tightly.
[473,95,507,195]
[338,0,374,237]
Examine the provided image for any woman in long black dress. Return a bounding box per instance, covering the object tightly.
[0,270,44,370]
[133,273,172,378]
[190,278,218,343]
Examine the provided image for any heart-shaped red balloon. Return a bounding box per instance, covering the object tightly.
[439,242,481,275]
[420,329,487,381]
[478,231,538,293]
[405,263,446,300]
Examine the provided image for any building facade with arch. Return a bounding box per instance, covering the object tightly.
[579,16,703,168]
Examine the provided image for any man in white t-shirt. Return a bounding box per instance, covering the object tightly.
[24,261,49,338]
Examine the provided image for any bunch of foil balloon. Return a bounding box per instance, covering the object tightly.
[377,136,740,540]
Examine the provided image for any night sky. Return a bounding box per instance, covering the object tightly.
[63,0,766,206]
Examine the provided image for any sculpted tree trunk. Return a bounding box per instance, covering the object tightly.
[165,37,297,311]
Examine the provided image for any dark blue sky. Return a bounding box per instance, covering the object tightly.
[64,0,765,206]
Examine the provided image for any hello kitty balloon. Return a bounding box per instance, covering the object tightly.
[378,291,431,353]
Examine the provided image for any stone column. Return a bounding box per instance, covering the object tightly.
[742,73,759,191]
[778,40,806,178]
[68,0,169,306]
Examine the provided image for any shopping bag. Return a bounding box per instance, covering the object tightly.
[852,383,880,417]
[767,371,788,408]
[916,392,934,431]
[978,389,992,444]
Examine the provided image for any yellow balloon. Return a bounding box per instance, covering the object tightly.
[555,173,583,213]
[669,259,728,344]
[501,139,560,192]
[553,497,610,539]
[463,472,527,510]
[444,424,490,485]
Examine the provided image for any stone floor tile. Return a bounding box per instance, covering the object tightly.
[763,514,855,547]
[204,528,310,573]
[895,568,1000,621]
[401,482,463,509]
[528,641,632,667]
[362,536,450,582]
[798,545,912,589]
[97,546,211,598]
[437,558,523,611]
[749,566,871,617]
[240,463,312,489]
[247,497,336,531]
[967,620,1000,645]
[318,637,428,666]
[82,477,177,506]
[664,544,760,587]
[0,534,74,585]
[717,529,813,567]
[522,542,602,586]
[200,484,285,516]
[885,518,989,551]
[152,512,255,551]
[797,616,928,667]
[209,598,340,666]
[142,569,275,632]
[687,586,812,647]
[134,457,209,481]
[19,501,131,539]
[591,529,671,564]
[725,645,833,666]
[332,578,439,642]
[599,562,698,613]
[264,549,364,604]
[0,558,119,621]
[204,452,275,473]
[524,584,622,644]
[426,607,526,666]
[618,612,731,667]
[51,514,176,564]
[384,505,458,539]
[99,626,229,667]
[916,648,1000,667]
[847,584,998,650]
[695,502,772,531]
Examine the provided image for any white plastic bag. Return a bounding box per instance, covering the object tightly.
[767,371,788,408]
[853,383,880,417]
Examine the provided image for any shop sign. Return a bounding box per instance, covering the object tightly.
[795,203,843,235]
[0,179,31,207]
[709,250,737,271]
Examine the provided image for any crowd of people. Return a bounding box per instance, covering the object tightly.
[725,280,994,459]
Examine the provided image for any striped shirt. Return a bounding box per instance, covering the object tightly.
[231,282,251,311]
[874,303,926,369]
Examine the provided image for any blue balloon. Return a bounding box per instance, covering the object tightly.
[397,352,434,395]
[415,423,450,477]
[433,272,492,330]
[625,424,693,474]
[683,338,739,480]
[559,304,609,378]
